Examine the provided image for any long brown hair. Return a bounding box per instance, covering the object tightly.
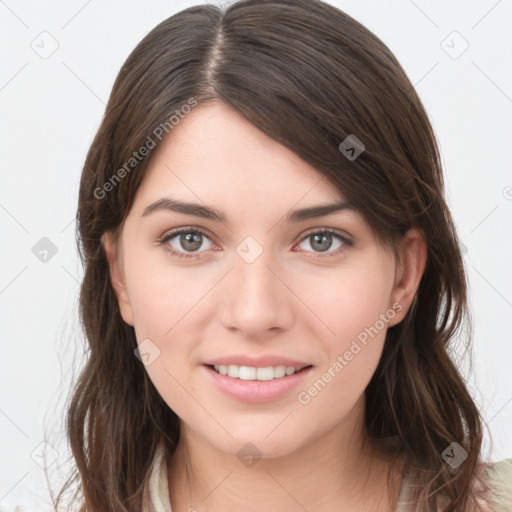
[54,0,486,510]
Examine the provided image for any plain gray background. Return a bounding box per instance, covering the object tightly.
[1,0,511,510]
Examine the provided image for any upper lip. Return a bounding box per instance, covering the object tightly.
[203,355,311,369]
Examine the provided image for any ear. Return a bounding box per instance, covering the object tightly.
[387,228,427,327]
[101,231,135,326]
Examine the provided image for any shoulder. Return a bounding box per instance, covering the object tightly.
[473,458,512,512]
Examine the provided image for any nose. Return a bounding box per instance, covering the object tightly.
[217,244,294,339]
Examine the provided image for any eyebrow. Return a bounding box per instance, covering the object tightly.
[142,197,353,223]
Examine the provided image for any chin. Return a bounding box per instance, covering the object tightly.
[200,423,309,462]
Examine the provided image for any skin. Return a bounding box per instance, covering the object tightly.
[103,100,427,512]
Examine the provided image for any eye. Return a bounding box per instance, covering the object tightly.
[295,229,352,257]
[158,228,216,259]
[158,227,352,260]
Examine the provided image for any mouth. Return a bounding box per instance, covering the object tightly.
[203,362,314,403]
[206,364,313,381]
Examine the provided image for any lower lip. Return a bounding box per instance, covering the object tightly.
[202,364,313,404]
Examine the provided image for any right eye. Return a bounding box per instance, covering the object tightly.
[158,227,217,259]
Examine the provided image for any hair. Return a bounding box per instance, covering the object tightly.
[54,0,487,510]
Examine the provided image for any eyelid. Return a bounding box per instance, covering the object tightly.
[299,226,353,242]
[158,225,352,243]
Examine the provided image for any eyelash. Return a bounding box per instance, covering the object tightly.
[157,227,353,260]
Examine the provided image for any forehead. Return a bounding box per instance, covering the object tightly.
[133,101,346,216]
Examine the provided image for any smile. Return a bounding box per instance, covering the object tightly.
[211,364,311,381]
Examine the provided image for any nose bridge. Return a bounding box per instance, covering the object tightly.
[219,235,293,334]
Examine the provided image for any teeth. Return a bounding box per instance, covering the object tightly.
[212,364,302,380]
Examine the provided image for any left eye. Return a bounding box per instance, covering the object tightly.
[158,228,351,259]
[296,230,350,255]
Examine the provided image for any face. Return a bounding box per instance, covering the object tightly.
[103,100,425,460]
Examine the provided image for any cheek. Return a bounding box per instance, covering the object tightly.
[303,258,395,345]
[294,258,394,405]
[123,255,220,399]
[122,255,210,413]
[123,250,214,340]
[296,305,388,422]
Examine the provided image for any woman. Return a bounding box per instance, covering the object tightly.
[47,0,512,510]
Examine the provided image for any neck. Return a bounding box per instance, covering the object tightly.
[167,400,403,512]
